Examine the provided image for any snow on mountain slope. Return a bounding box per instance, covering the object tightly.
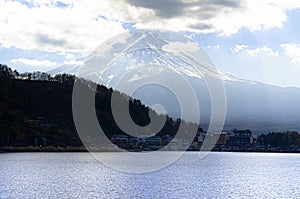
[49,30,300,132]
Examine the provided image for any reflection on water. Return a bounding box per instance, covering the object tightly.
[0,152,299,198]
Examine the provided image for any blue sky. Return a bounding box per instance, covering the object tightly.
[1,0,300,87]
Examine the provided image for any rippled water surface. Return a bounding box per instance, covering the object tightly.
[1,152,299,198]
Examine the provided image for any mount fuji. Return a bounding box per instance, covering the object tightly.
[49,30,300,133]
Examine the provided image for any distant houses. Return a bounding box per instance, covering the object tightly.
[190,129,253,151]
[226,129,253,149]
[111,134,165,151]
[109,128,256,151]
[209,132,228,147]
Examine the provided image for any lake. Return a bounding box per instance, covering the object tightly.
[0,152,299,198]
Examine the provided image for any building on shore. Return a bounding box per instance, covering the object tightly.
[226,129,253,149]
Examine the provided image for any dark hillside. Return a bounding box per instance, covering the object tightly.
[0,64,184,149]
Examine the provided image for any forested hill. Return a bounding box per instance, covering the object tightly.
[0,64,186,149]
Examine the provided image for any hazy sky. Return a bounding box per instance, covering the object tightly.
[1,0,300,87]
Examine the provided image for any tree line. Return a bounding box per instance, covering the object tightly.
[257,131,300,149]
[0,63,75,83]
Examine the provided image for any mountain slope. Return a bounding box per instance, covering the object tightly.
[49,30,300,133]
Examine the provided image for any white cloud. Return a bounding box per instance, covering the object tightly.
[246,46,279,57]
[213,1,288,36]
[10,58,58,67]
[207,45,220,49]
[184,33,195,39]
[232,45,278,57]
[0,0,126,52]
[281,43,300,64]
[1,0,300,54]
[232,45,249,53]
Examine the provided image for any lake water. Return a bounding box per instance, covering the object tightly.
[0,152,299,198]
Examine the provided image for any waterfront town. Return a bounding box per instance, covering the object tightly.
[108,128,300,152]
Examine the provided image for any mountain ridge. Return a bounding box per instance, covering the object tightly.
[49,30,300,132]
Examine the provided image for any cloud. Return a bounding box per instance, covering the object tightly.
[281,43,300,64]
[1,0,300,54]
[232,45,278,57]
[0,0,126,52]
[101,0,300,35]
[36,33,67,47]
[207,45,220,49]
[10,58,58,67]
[125,0,242,20]
[246,46,279,57]
[231,45,249,53]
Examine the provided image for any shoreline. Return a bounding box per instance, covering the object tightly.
[1,147,300,153]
